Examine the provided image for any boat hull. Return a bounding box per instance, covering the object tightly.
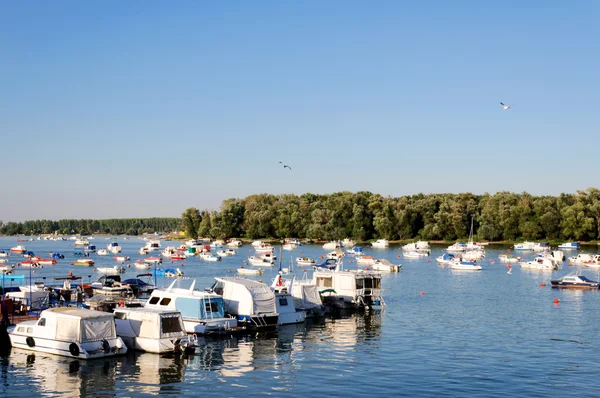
[8,333,127,359]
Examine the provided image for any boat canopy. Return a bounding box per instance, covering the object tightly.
[215,277,276,316]
[291,284,322,310]
[442,253,455,261]
[315,259,338,270]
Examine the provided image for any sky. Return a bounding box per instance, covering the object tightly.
[1,1,599,222]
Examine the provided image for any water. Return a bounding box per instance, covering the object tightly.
[2,237,600,397]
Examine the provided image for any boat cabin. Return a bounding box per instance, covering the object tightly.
[312,269,383,310]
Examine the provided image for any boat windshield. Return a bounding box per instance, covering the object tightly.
[81,318,115,342]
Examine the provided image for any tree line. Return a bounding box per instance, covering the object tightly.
[0,218,180,236]
[181,188,600,242]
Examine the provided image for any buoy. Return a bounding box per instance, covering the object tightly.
[181,264,184,267]
[365,267,369,270]
[419,291,425,295]
[568,263,573,267]
[427,260,431,263]
[506,265,511,269]
[397,254,401,258]
[554,298,560,304]
[540,283,546,287]
[320,255,324,259]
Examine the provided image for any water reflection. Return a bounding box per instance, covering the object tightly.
[118,352,186,395]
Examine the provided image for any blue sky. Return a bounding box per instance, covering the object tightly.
[1,1,598,221]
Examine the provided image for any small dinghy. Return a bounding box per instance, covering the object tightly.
[372,259,401,272]
[114,256,131,263]
[96,266,126,274]
[237,267,264,276]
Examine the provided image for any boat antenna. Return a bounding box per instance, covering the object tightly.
[166,280,177,292]
[278,240,283,274]
[189,279,196,293]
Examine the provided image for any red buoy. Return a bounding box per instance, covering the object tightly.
[553,298,560,304]
[420,291,425,295]
[540,283,546,287]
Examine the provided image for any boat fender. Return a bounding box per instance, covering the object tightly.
[97,306,104,312]
[26,337,35,348]
[102,339,110,353]
[69,342,80,357]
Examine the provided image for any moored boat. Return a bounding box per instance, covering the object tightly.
[11,245,26,254]
[449,260,482,271]
[551,272,600,289]
[238,267,264,276]
[296,257,316,266]
[72,259,95,267]
[97,249,109,256]
[372,259,401,272]
[371,239,389,249]
[356,255,376,265]
[558,242,581,250]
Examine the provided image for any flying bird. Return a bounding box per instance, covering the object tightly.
[279,161,292,170]
[500,102,512,111]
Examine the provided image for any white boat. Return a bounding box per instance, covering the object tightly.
[199,253,221,262]
[248,256,274,266]
[107,242,122,254]
[164,268,184,278]
[371,239,389,249]
[210,240,225,248]
[11,245,26,254]
[5,284,49,309]
[74,238,89,247]
[356,255,376,265]
[144,256,163,264]
[323,241,342,250]
[134,260,151,270]
[217,249,236,257]
[520,257,560,270]
[312,267,384,310]
[569,253,594,265]
[145,280,238,334]
[8,307,127,359]
[498,254,520,263]
[372,259,401,272]
[446,242,467,252]
[0,250,9,257]
[97,249,109,256]
[251,240,264,247]
[291,276,325,317]
[114,255,130,263]
[461,250,485,261]
[96,266,126,275]
[342,238,356,248]
[238,267,264,276]
[327,250,345,260]
[211,277,279,330]
[91,273,133,296]
[227,240,243,248]
[514,241,535,250]
[283,243,297,251]
[532,242,551,251]
[449,260,482,271]
[558,242,581,250]
[144,240,161,251]
[271,274,306,325]
[114,307,194,354]
[254,244,275,254]
[185,239,199,247]
[403,250,425,258]
[296,257,316,266]
[161,246,177,258]
[402,241,430,251]
[436,253,456,264]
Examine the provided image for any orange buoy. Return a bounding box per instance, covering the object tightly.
[506,265,511,269]
[365,267,369,270]
[427,260,431,263]
[419,291,425,295]
[568,263,573,267]
[397,254,401,258]
[540,283,546,287]
[320,255,324,259]
[553,298,560,304]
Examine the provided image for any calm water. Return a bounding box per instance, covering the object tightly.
[2,237,600,397]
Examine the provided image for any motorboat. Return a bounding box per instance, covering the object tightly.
[520,257,560,270]
[342,238,356,248]
[0,250,9,257]
[238,267,264,276]
[50,252,65,259]
[146,280,238,334]
[107,242,122,254]
[96,266,126,274]
[114,255,131,263]
[186,246,198,256]
[144,256,163,264]
[371,239,389,249]
[144,240,161,251]
[217,249,237,257]
[346,246,364,256]
[161,246,177,258]
[461,250,485,261]
[446,242,467,252]
[403,251,425,258]
[449,260,482,271]
[498,254,520,263]
[532,242,551,252]
[91,274,133,297]
[248,256,274,266]
[251,240,264,247]
[170,253,187,261]
[84,245,97,253]
[514,241,535,250]
[312,267,384,310]
[17,260,40,268]
[437,253,456,264]
[254,244,275,254]
[5,283,49,310]
[11,245,26,254]
[211,277,279,330]
[8,307,127,359]
[569,254,594,265]
[558,242,581,250]
[210,240,225,249]
[551,272,600,289]
[402,241,430,251]
[185,239,199,247]
[199,253,221,262]
[372,259,401,272]
[97,249,109,256]
[72,259,95,267]
[227,240,243,248]
[323,241,342,250]
[296,257,316,266]
[74,238,89,246]
[327,250,345,261]
[283,243,297,251]
[134,260,152,270]
[114,307,195,354]
[271,274,307,325]
[356,255,376,265]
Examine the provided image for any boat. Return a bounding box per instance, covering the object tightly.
[238,267,264,276]
[144,256,163,264]
[402,241,430,251]
[211,277,279,330]
[248,256,274,266]
[121,273,155,297]
[271,274,307,325]
[498,254,520,263]
[327,250,345,261]
[114,255,130,263]
[37,258,57,266]
[107,242,122,254]
[97,249,109,256]
[134,260,151,269]
[346,246,364,256]
[144,240,161,251]
[251,240,264,247]
[356,255,376,265]
[342,238,356,248]
[449,260,482,271]
[163,268,184,278]
[185,239,199,247]
[170,253,187,261]
[96,266,126,274]
[436,253,456,264]
[217,249,237,257]
[558,242,581,250]
[5,283,49,309]
[74,238,89,246]
[8,307,127,359]
[461,250,485,261]
[186,246,198,256]
[84,245,97,253]
[17,260,40,268]
[403,251,425,258]
[282,243,297,251]
[254,244,275,254]
[199,253,220,262]
[520,257,560,270]
[11,245,26,254]
[312,267,384,310]
[210,240,225,249]
[145,279,238,334]
[551,272,600,289]
[446,242,467,252]
[227,240,243,248]
[290,276,325,317]
[161,247,177,258]
[91,274,133,297]
[372,259,401,272]
[296,257,316,266]
[514,241,535,250]
[72,259,95,267]
[323,241,342,250]
[50,252,65,259]
[114,307,195,354]
[0,250,9,257]
[371,239,389,249]
[569,253,595,265]
[532,242,551,251]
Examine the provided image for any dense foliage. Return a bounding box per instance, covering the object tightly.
[184,188,600,242]
[0,218,180,236]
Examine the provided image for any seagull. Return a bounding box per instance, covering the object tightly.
[278,161,292,170]
[500,102,512,111]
